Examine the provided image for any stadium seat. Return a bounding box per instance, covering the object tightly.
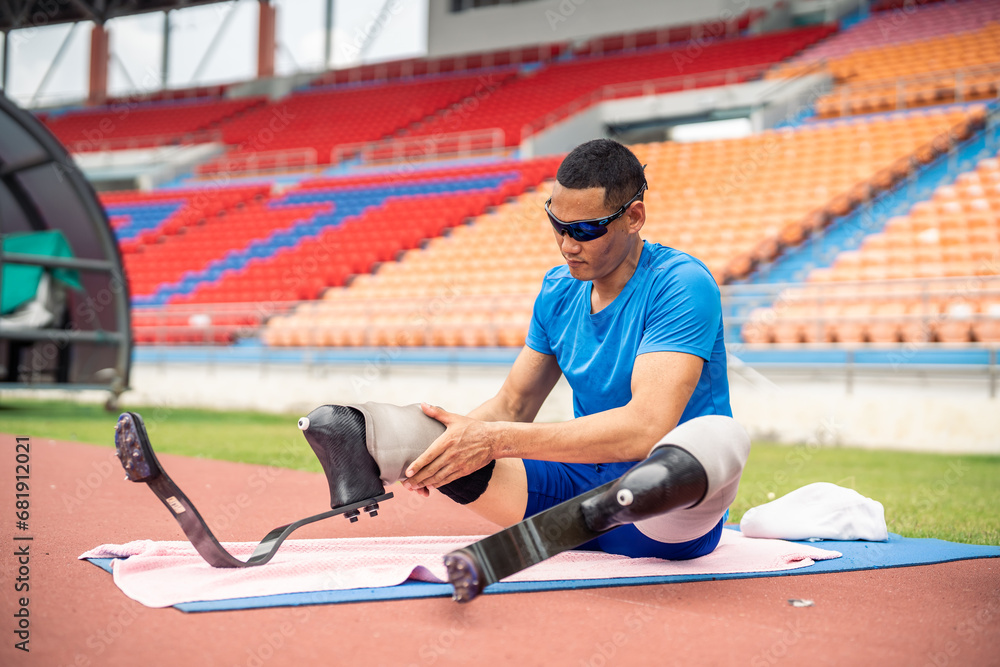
[750,150,1000,345]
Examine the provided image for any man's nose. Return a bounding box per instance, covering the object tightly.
[558,231,581,254]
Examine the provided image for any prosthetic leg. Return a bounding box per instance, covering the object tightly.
[444,416,750,602]
[113,402,488,567]
[113,411,393,568]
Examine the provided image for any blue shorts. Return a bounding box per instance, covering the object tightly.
[522,459,725,560]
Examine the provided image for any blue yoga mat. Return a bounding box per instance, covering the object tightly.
[85,531,1000,613]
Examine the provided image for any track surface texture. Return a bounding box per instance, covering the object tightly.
[1,435,997,667]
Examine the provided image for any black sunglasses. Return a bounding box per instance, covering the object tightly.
[545,180,648,242]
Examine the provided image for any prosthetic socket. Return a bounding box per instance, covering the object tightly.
[298,403,494,507]
[582,415,751,542]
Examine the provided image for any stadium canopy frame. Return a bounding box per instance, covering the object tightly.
[0,0,233,31]
[0,93,131,405]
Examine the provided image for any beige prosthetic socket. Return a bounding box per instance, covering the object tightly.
[348,402,445,485]
[633,415,751,543]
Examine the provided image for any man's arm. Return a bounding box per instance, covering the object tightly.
[467,346,563,423]
[406,350,703,489]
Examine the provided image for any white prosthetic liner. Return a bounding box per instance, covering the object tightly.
[633,415,751,543]
[349,402,444,485]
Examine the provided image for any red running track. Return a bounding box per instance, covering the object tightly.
[0,435,997,667]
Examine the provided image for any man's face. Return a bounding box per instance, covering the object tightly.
[547,182,641,282]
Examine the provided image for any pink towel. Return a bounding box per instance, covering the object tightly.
[80,530,841,608]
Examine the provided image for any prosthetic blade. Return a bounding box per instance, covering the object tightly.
[114,411,392,568]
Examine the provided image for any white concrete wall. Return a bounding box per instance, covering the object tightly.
[427,0,776,58]
[14,358,984,454]
[729,366,1000,454]
[522,73,830,157]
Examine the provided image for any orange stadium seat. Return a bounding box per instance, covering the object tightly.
[753,151,1000,345]
[259,106,985,348]
[772,17,1000,118]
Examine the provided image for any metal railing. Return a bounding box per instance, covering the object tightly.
[130,302,297,346]
[194,147,319,177]
[66,128,224,154]
[520,64,772,141]
[330,128,507,166]
[131,293,535,347]
[722,275,1000,345]
[818,62,1000,117]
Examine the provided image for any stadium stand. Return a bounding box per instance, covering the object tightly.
[743,152,1000,345]
[785,0,1000,65]
[310,44,566,87]
[120,22,832,178]
[263,185,555,349]
[125,157,560,343]
[76,6,993,349]
[197,71,520,174]
[43,96,267,152]
[403,26,835,148]
[103,185,269,255]
[770,0,1000,117]
[306,8,766,87]
[38,19,830,176]
[648,106,984,281]
[262,106,984,348]
[569,8,767,56]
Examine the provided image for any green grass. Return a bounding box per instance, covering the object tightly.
[3,398,998,545]
[0,399,322,472]
[729,444,1000,546]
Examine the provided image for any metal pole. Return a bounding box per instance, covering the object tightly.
[846,348,854,395]
[162,10,171,88]
[1,30,8,93]
[30,22,80,107]
[191,2,240,83]
[112,52,137,92]
[990,347,997,399]
[324,0,334,69]
[358,0,394,61]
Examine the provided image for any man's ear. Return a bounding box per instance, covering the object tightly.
[627,201,646,234]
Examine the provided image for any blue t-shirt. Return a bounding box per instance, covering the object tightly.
[526,240,731,423]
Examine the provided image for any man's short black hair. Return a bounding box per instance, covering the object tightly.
[556,138,646,211]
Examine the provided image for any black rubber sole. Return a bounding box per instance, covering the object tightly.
[114,411,393,568]
[115,412,160,483]
[443,551,483,602]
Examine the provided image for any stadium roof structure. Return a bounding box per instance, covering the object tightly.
[0,0,234,31]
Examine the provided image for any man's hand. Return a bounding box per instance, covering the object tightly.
[404,403,497,490]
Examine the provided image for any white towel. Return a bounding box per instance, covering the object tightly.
[740,482,889,542]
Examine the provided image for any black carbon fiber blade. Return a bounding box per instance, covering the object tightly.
[445,480,618,602]
[115,411,391,568]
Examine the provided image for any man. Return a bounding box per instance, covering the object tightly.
[299,138,749,562]
[112,139,749,578]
